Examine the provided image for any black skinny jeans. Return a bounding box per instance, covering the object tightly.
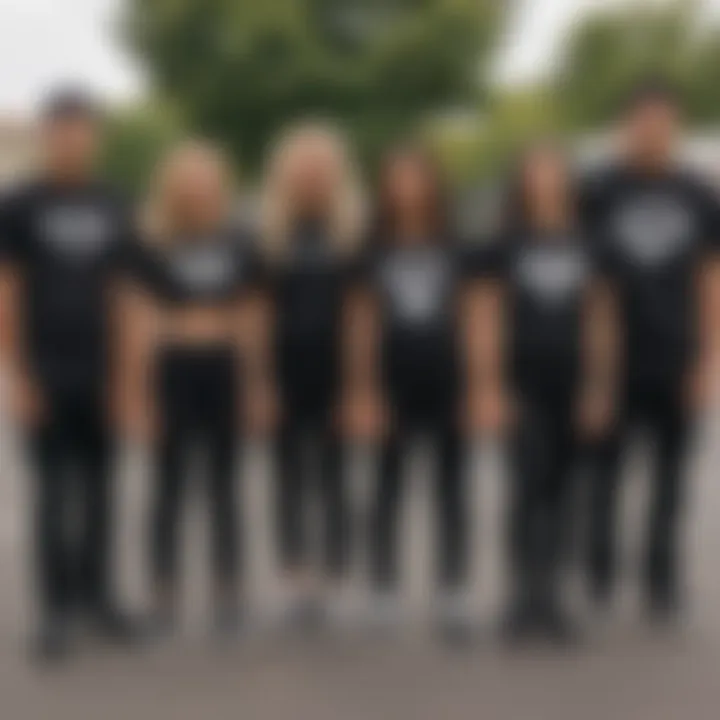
[371,398,466,593]
[151,347,240,591]
[586,374,691,602]
[30,387,112,620]
[508,386,577,611]
[276,404,346,580]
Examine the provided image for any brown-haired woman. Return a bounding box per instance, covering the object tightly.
[467,142,619,644]
[343,145,473,639]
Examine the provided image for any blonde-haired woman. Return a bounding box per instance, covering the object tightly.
[261,121,365,627]
[116,140,272,638]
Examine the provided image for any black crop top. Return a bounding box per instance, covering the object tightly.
[125,229,265,306]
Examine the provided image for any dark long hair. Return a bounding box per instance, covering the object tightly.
[371,143,452,245]
[501,140,577,236]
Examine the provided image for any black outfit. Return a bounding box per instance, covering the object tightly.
[473,228,597,619]
[356,239,467,592]
[272,223,349,579]
[0,180,130,622]
[125,230,263,594]
[581,165,720,609]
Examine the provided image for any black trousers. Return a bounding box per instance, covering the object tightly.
[276,407,346,579]
[508,389,576,610]
[587,376,690,602]
[151,348,240,589]
[30,388,112,620]
[371,408,466,592]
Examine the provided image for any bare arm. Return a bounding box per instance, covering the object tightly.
[341,286,385,438]
[0,264,44,425]
[237,289,278,435]
[461,277,509,434]
[111,280,159,439]
[578,278,621,437]
[582,279,620,396]
[694,256,720,407]
[342,286,381,398]
[0,264,25,380]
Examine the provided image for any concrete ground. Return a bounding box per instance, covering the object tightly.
[1,411,720,719]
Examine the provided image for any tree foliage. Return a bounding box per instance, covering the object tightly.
[555,0,720,130]
[123,0,507,171]
[102,102,185,197]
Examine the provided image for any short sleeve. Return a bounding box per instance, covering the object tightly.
[0,190,30,265]
[234,230,269,292]
[463,233,512,280]
[343,241,376,288]
[693,179,720,254]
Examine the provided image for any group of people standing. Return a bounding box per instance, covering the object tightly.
[0,78,718,663]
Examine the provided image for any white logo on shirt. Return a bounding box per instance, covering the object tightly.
[613,195,694,266]
[169,246,237,293]
[514,246,588,305]
[381,249,451,324]
[39,206,113,259]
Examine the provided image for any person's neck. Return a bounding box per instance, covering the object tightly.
[625,150,674,177]
[44,165,94,189]
[395,215,433,243]
[532,206,570,234]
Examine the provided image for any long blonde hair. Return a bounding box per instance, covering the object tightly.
[142,139,236,245]
[260,121,366,263]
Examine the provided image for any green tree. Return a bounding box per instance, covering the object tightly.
[123,0,508,172]
[102,102,185,196]
[554,0,720,130]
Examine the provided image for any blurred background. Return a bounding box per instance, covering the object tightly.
[2,1,720,192]
[2,1,720,718]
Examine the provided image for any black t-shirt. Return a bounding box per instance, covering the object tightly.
[471,229,597,392]
[124,229,265,308]
[581,164,720,381]
[0,179,132,391]
[354,238,464,405]
[271,222,352,407]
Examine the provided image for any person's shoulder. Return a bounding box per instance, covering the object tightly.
[1,178,47,211]
[579,162,624,198]
[673,166,719,203]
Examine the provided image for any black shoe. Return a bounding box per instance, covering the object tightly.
[539,603,581,647]
[145,610,177,642]
[285,598,326,634]
[499,602,536,646]
[647,587,681,626]
[588,574,613,611]
[31,619,73,665]
[91,607,142,646]
[212,605,246,643]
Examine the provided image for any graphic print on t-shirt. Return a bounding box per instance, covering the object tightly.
[513,244,589,307]
[38,205,114,261]
[612,194,694,267]
[167,244,239,295]
[380,248,452,326]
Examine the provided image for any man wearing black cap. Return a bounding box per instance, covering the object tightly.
[0,88,136,660]
[582,79,720,621]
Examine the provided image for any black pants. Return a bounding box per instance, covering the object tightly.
[371,410,466,592]
[276,407,346,579]
[151,348,240,590]
[508,390,576,610]
[587,376,690,602]
[30,388,112,620]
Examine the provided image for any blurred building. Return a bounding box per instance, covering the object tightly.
[0,117,36,186]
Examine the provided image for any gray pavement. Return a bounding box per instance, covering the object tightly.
[1,410,720,719]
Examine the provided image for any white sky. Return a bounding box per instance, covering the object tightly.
[0,0,719,115]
